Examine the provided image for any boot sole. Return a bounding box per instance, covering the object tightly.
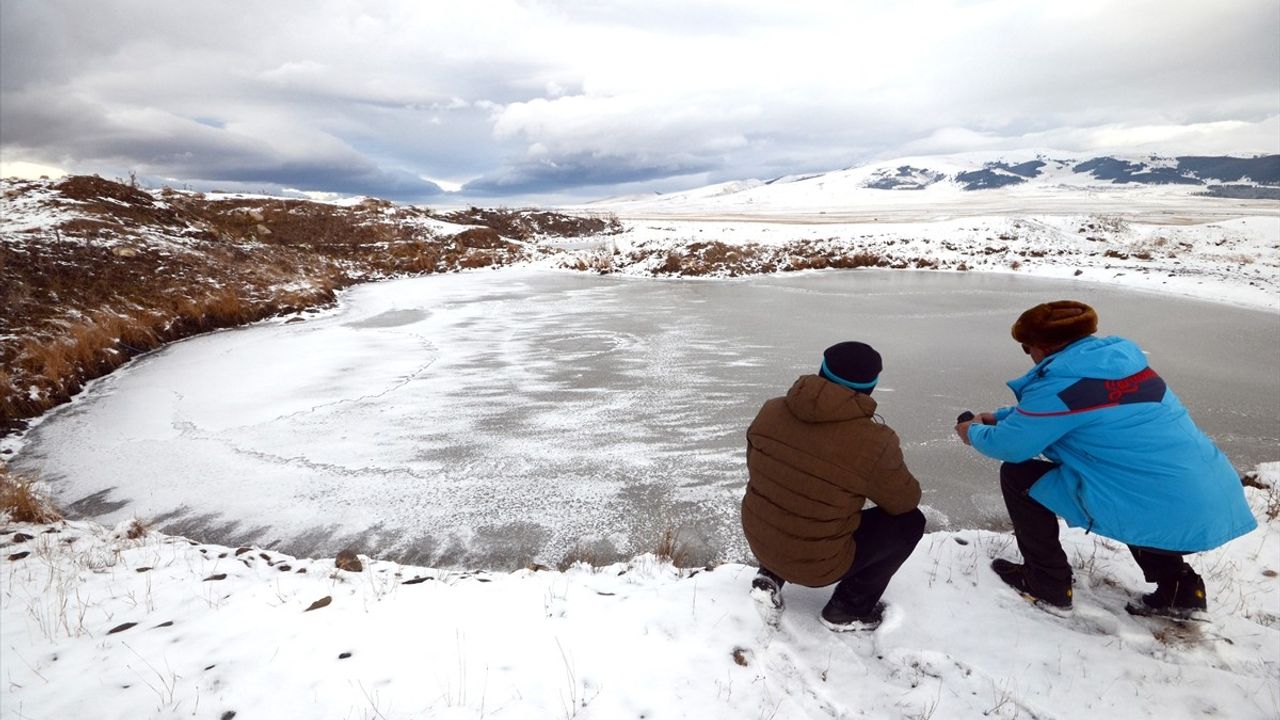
[819,616,880,633]
[749,586,784,611]
[1124,602,1209,622]
[1018,591,1074,617]
[750,587,784,628]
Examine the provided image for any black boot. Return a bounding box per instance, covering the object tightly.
[991,559,1073,611]
[751,568,785,628]
[1125,569,1207,619]
[820,599,885,632]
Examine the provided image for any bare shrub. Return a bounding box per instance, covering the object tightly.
[837,250,885,268]
[584,247,615,274]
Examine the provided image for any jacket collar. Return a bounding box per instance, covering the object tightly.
[1006,336,1094,399]
[785,374,877,423]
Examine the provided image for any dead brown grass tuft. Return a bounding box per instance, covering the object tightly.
[0,465,62,523]
[653,527,689,567]
[456,251,501,269]
[453,227,508,249]
[1242,472,1280,520]
[440,207,621,240]
[121,517,147,539]
[643,241,891,277]
[556,544,600,571]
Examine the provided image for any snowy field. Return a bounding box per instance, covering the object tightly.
[566,155,1280,311]
[8,270,1278,567]
[2,468,1277,720]
[567,213,1280,311]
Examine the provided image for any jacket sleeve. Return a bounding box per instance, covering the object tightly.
[967,407,1085,462]
[865,431,921,515]
[993,405,1016,422]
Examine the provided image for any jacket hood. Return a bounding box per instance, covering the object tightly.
[784,374,877,423]
[1009,335,1148,397]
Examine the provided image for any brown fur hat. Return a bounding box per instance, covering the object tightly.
[1011,301,1098,348]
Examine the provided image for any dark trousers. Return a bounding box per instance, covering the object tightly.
[1000,460,1195,591]
[761,506,926,615]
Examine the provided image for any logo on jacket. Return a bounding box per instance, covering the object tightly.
[1056,367,1167,413]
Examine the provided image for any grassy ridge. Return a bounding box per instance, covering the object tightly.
[0,176,618,436]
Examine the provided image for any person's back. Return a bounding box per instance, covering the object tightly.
[741,341,925,631]
[958,300,1256,617]
[970,333,1255,552]
[743,375,920,586]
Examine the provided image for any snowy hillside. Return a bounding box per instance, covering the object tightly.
[3,467,1277,719]
[583,151,1280,216]
[545,150,1280,311]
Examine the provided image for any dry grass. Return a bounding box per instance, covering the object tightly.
[556,544,601,571]
[645,241,889,277]
[1242,472,1279,520]
[440,207,621,240]
[0,465,62,523]
[120,517,147,539]
[653,528,689,567]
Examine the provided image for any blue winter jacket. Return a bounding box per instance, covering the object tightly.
[968,335,1256,552]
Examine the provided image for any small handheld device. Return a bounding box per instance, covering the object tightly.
[956,411,975,424]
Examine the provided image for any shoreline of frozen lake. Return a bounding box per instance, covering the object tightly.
[9,269,1280,568]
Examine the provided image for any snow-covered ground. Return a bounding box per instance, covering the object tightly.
[548,214,1280,311]
[559,151,1280,311]
[3,466,1277,720]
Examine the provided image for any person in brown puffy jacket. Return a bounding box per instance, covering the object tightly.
[742,341,926,631]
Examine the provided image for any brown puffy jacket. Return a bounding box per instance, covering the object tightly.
[741,374,921,587]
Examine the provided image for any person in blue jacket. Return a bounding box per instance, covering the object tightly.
[955,300,1256,616]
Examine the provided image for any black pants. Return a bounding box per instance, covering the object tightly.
[1000,460,1195,591]
[761,506,926,615]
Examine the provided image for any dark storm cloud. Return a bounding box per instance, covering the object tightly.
[1,90,443,200]
[463,153,716,195]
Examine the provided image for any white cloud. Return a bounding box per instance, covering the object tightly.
[900,117,1280,157]
[0,160,69,180]
[2,0,1276,201]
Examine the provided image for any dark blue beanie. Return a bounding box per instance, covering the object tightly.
[819,341,882,393]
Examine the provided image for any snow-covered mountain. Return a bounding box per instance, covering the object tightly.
[587,150,1280,215]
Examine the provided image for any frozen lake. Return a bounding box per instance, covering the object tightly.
[13,269,1280,568]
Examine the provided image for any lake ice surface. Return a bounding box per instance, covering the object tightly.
[14,269,1280,567]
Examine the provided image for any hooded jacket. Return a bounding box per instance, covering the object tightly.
[742,375,921,587]
[967,335,1256,551]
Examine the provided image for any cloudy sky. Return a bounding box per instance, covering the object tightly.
[2,1,1277,204]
